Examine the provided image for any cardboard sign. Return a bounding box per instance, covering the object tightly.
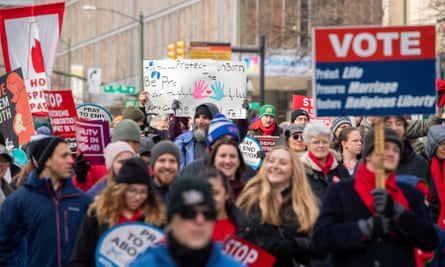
[45,90,77,139]
[75,119,110,165]
[96,223,164,267]
[313,25,436,116]
[223,235,275,267]
[292,95,332,126]
[143,59,247,119]
[240,136,263,170]
[0,69,34,147]
[76,103,113,121]
[254,136,279,154]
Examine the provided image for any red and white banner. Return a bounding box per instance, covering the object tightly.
[45,90,77,139]
[0,2,64,116]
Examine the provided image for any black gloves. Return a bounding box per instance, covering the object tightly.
[73,153,90,184]
[242,99,249,110]
[358,214,391,240]
[372,189,405,219]
[171,99,181,112]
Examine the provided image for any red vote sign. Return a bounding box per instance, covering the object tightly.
[223,235,275,267]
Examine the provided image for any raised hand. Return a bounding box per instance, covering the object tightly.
[209,81,225,101]
[193,80,209,99]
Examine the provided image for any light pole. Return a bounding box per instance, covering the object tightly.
[83,5,144,94]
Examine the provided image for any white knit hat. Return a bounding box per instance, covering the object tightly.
[104,141,135,170]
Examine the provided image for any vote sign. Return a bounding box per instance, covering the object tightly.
[96,222,164,267]
[313,25,436,117]
[223,235,275,267]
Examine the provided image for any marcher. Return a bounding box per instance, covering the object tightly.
[313,128,438,267]
[200,167,256,242]
[150,140,180,203]
[0,144,14,206]
[129,175,244,267]
[247,104,282,136]
[337,127,362,175]
[330,116,353,149]
[237,146,324,267]
[300,121,350,202]
[0,136,90,267]
[174,103,219,169]
[290,108,310,127]
[69,157,165,267]
[281,123,306,154]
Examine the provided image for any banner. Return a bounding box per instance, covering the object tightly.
[45,90,77,139]
[0,2,65,115]
[223,235,275,267]
[76,103,113,122]
[292,95,332,126]
[0,69,34,147]
[143,59,247,119]
[75,119,111,165]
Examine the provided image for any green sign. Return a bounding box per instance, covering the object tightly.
[103,85,137,94]
[125,100,140,107]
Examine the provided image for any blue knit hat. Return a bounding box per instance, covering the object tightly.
[206,113,240,147]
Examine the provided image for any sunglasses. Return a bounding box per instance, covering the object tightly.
[291,134,303,141]
[179,208,216,221]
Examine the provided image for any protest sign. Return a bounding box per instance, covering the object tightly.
[76,103,113,122]
[223,235,275,267]
[45,90,77,139]
[240,136,263,171]
[96,222,164,267]
[292,95,332,126]
[313,25,436,117]
[254,136,279,154]
[0,69,34,147]
[143,59,247,119]
[75,119,110,165]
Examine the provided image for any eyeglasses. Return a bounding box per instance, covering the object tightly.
[179,208,216,221]
[310,140,330,146]
[291,134,303,141]
[126,188,148,197]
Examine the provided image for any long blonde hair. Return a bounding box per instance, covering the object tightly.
[236,146,319,234]
[88,182,166,227]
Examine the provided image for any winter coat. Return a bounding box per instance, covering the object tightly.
[72,164,107,192]
[68,210,145,267]
[313,179,438,267]
[129,242,244,267]
[86,177,107,201]
[174,131,207,170]
[396,140,432,182]
[247,121,282,137]
[0,170,90,267]
[226,203,257,243]
[299,151,351,203]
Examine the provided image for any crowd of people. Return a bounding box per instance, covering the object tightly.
[0,91,445,267]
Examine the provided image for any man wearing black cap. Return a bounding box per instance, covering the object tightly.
[0,136,90,267]
[313,128,438,267]
[130,175,243,267]
[291,108,310,127]
[174,103,219,170]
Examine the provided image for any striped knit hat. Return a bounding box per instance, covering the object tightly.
[205,113,240,147]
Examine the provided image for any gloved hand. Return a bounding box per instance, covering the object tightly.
[242,99,249,110]
[372,189,405,219]
[358,214,391,240]
[73,153,90,183]
[171,99,182,112]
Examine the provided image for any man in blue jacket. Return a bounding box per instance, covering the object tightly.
[130,175,243,267]
[0,136,90,267]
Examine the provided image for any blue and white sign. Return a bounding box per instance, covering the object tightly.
[313,25,436,117]
[95,222,164,267]
[240,135,263,170]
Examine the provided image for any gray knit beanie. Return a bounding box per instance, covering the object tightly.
[363,127,403,157]
[112,119,141,143]
[150,140,180,168]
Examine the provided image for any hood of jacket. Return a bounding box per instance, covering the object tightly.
[426,125,445,159]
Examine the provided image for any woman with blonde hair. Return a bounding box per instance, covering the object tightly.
[69,157,166,267]
[237,146,324,267]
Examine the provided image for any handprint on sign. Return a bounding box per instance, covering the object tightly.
[193,80,209,99]
[209,81,224,101]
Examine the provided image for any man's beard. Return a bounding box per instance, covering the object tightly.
[193,128,207,142]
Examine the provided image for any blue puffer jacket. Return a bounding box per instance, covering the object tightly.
[174,131,195,170]
[0,170,91,267]
[129,242,244,267]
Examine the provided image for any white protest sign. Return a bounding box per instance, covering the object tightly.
[143,59,247,119]
[95,222,164,267]
[76,103,113,122]
[240,136,263,170]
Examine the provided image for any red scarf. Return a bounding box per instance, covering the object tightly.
[118,210,143,224]
[250,119,276,136]
[354,163,409,214]
[308,151,334,176]
[437,78,445,108]
[431,157,445,229]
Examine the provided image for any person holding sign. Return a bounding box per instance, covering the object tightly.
[130,175,244,267]
[247,104,282,137]
[237,146,324,267]
[69,157,166,267]
[313,128,438,267]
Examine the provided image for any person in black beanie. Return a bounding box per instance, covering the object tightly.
[69,157,166,267]
[130,174,244,267]
[291,108,310,127]
[0,136,91,267]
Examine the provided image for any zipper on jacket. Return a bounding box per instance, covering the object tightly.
[45,180,63,267]
[64,209,69,242]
